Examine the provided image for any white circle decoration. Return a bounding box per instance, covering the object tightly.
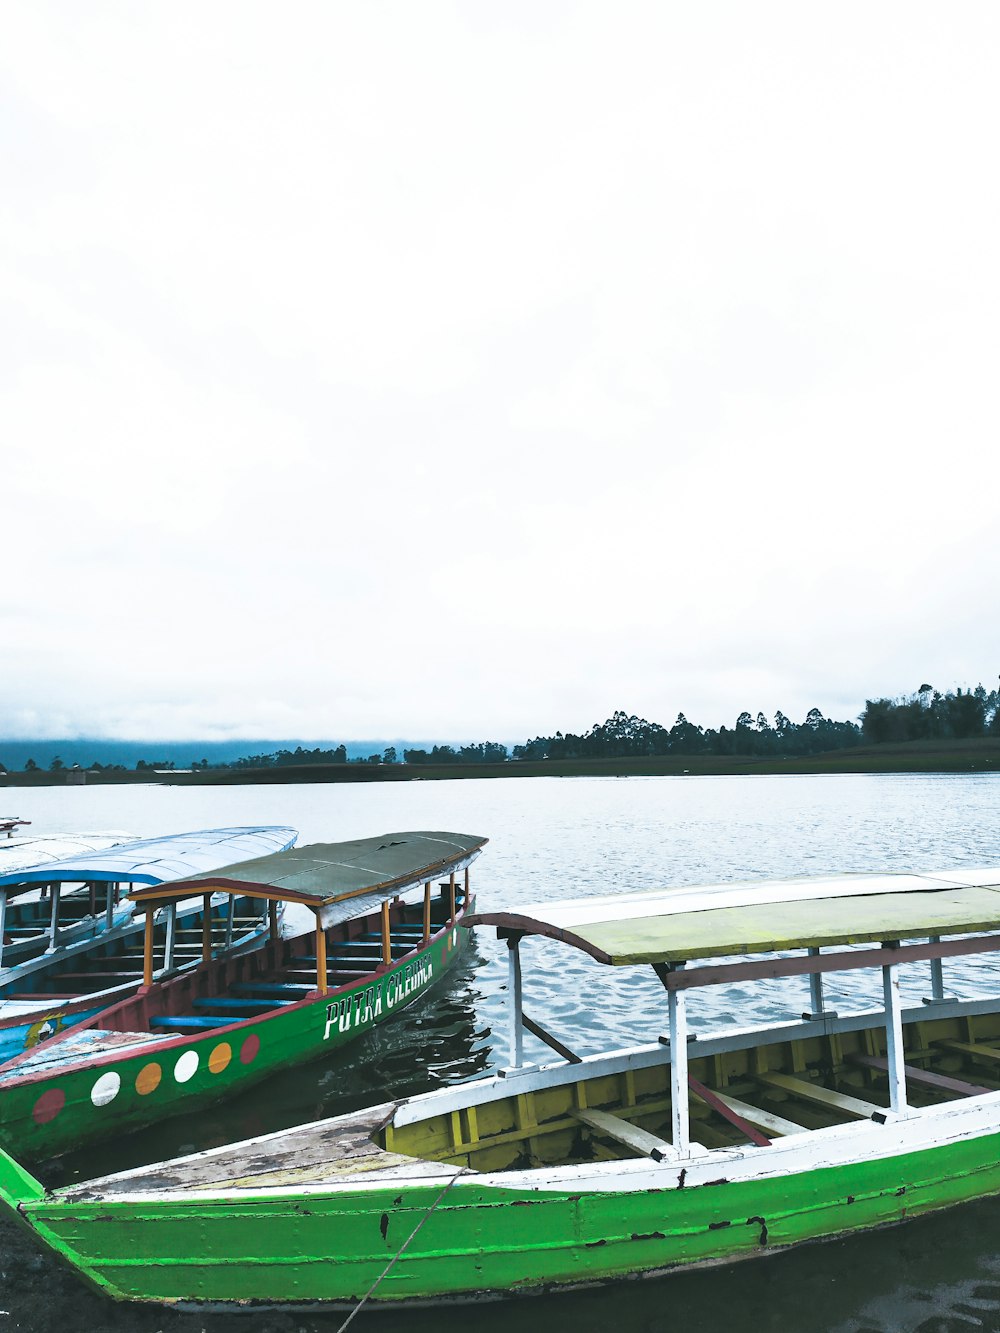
[91,1071,121,1106]
[174,1050,199,1083]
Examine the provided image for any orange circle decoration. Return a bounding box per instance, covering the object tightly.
[135,1062,162,1096]
[209,1043,232,1075]
[32,1088,65,1125]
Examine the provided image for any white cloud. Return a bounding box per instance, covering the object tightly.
[1,2,998,741]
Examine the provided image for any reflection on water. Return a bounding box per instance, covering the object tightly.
[16,773,1000,1330]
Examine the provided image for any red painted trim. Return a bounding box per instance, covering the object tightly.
[662,933,1000,991]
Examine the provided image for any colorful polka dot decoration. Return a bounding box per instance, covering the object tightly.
[28,1035,259,1123]
[209,1042,232,1074]
[136,1062,162,1096]
[32,1088,65,1125]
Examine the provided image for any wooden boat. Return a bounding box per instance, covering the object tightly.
[4,863,1000,1308]
[0,830,485,1162]
[0,826,298,1061]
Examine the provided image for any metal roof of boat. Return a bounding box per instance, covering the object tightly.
[463,866,1000,964]
[0,832,136,879]
[0,827,298,891]
[130,831,487,907]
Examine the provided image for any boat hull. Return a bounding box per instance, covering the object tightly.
[11,1113,1000,1306]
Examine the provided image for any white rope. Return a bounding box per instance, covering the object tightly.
[334,1169,463,1333]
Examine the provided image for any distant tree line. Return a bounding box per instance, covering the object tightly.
[860,684,1000,744]
[512,707,863,761]
[231,745,350,768]
[403,743,510,765]
[3,683,998,775]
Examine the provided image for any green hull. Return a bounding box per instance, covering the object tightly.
[10,1125,1000,1306]
[0,922,469,1163]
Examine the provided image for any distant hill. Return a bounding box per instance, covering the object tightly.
[0,738,455,772]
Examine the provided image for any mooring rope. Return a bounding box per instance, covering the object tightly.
[334,1168,464,1333]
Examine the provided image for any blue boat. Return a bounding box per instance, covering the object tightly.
[0,826,297,1061]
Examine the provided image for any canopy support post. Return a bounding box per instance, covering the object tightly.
[0,889,7,970]
[202,894,212,963]
[381,900,391,967]
[464,866,469,910]
[143,905,155,986]
[268,899,279,943]
[448,872,456,926]
[883,944,907,1117]
[225,895,235,950]
[164,901,177,971]
[507,936,524,1069]
[46,883,61,953]
[422,882,431,945]
[105,883,115,930]
[315,914,328,994]
[666,963,691,1156]
[927,936,945,1002]
[804,947,837,1020]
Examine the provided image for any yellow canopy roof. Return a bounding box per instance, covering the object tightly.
[464,867,1000,965]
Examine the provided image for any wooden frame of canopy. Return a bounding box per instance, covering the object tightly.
[136,866,473,993]
[499,928,1000,1155]
[470,866,1000,1158]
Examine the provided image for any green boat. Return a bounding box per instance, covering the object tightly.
[0,830,485,1162]
[4,861,1000,1308]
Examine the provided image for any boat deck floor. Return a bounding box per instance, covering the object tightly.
[0,1027,165,1080]
[56,1102,462,1201]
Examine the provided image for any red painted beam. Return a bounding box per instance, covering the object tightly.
[657,933,1000,991]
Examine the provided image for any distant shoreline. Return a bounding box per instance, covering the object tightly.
[3,738,999,787]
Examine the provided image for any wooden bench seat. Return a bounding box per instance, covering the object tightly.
[756,1072,887,1120]
[572,1107,677,1162]
[850,1052,993,1098]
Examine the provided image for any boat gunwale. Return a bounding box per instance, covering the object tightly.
[0,909,468,1087]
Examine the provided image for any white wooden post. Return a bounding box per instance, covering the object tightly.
[164,901,177,971]
[883,947,908,1116]
[668,964,690,1155]
[928,936,944,1002]
[807,947,824,1015]
[508,937,524,1069]
[46,883,61,952]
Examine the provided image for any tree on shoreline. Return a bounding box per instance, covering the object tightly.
[861,684,997,744]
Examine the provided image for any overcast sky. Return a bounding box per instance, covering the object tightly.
[2,3,998,743]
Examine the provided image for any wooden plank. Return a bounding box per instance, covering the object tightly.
[522,1012,582,1064]
[757,1071,887,1120]
[936,1038,1000,1065]
[202,893,212,963]
[572,1107,677,1161]
[381,901,391,967]
[688,1075,771,1145]
[711,1090,807,1137]
[850,1052,992,1098]
[142,907,154,986]
[315,916,327,994]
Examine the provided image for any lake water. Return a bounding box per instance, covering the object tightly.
[8,772,1000,1333]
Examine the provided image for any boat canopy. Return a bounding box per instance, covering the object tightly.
[464,867,1000,965]
[0,832,135,882]
[0,827,298,893]
[129,831,488,908]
